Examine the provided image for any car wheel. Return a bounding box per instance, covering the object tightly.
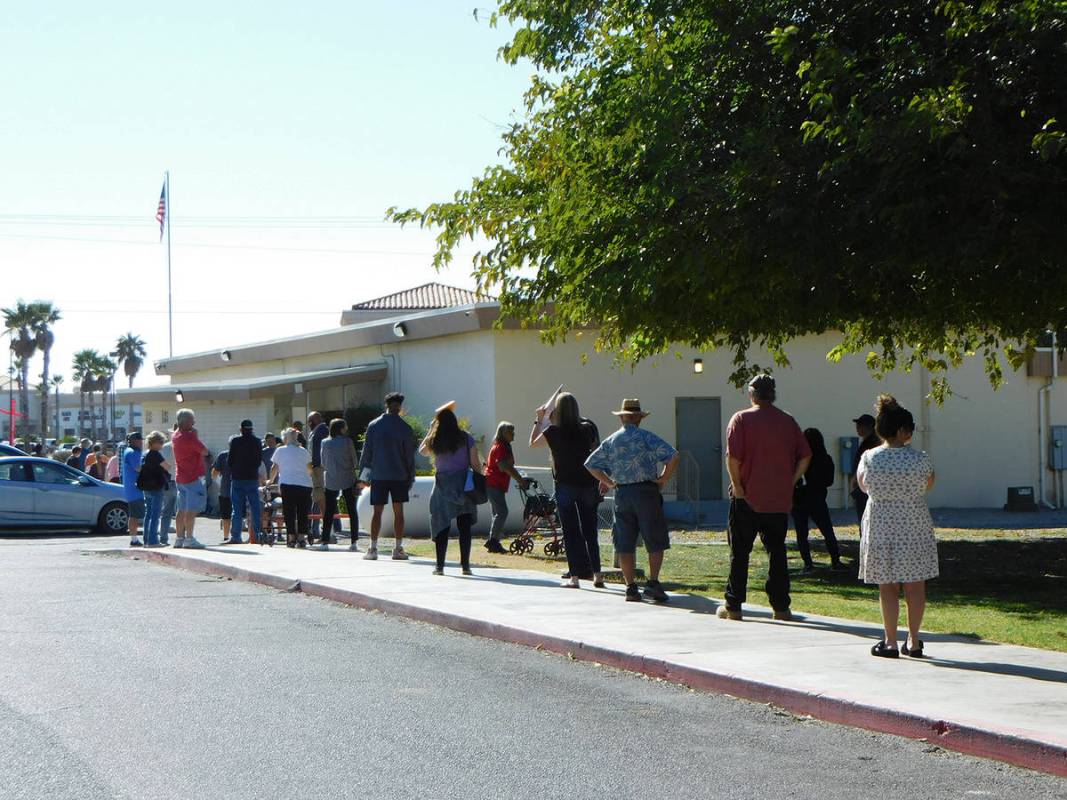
[98,502,129,535]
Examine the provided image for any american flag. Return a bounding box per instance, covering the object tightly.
[155,182,166,240]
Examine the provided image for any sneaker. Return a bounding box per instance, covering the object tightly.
[173,538,185,549]
[561,576,580,588]
[772,609,793,621]
[296,539,307,549]
[432,567,444,575]
[348,541,361,552]
[364,547,378,561]
[313,543,329,551]
[221,538,243,546]
[183,537,206,549]
[830,561,851,572]
[129,539,143,547]
[145,542,166,549]
[391,547,409,561]
[625,584,642,602]
[717,606,743,621]
[484,539,507,554]
[461,566,473,576]
[643,579,669,604]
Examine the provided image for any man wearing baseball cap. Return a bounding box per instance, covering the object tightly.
[122,431,145,547]
[226,419,265,544]
[358,392,417,560]
[719,375,811,621]
[849,413,881,528]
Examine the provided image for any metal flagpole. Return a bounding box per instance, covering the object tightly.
[166,170,173,357]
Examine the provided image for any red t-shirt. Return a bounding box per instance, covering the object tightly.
[485,441,513,491]
[172,428,206,484]
[726,404,811,514]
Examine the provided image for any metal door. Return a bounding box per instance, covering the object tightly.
[675,398,723,501]
[29,461,97,524]
[0,461,36,525]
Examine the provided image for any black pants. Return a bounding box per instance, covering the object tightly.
[852,489,868,528]
[724,499,791,612]
[280,484,312,543]
[556,482,602,579]
[792,496,841,566]
[435,513,473,569]
[323,487,358,539]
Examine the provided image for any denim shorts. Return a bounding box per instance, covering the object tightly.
[177,480,207,513]
[127,498,146,520]
[612,483,670,555]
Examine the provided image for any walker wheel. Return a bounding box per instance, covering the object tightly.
[544,540,561,556]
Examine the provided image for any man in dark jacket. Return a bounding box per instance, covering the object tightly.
[849,413,881,530]
[225,419,264,544]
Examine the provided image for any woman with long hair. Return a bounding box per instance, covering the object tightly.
[484,421,530,553]
[421,403,481,575]
[857,395,938,659]
[791,428,846,571]
[531,391,603,588]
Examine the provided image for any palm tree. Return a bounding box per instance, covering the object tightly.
[72,349,98,440]
[30,302,60,439]
[51,374,64,438]
[113,333,146,436]
[94,355,117,440]
[2,302,39,435]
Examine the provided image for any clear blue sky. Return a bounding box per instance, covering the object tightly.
[0,1,529,385]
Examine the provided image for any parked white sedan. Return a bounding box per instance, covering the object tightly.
[0,457,129,534]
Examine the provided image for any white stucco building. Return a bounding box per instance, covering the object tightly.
[118,282,1067,512]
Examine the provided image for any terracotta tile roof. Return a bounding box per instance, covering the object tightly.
[350,282,493,311]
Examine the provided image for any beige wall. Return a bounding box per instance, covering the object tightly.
[492,330,1060,508]
[143,399,272,455]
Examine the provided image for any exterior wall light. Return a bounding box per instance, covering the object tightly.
[220,350,232,362]
[693,358,704,374]
[175,390,185,404]
[393,322,408,338]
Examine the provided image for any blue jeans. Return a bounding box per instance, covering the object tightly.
[160,487,176,542]
[555,482,602,579]
[143,490,164,545]
[229,480,262,542]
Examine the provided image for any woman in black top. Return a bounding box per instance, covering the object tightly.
[138,431,172,547]
[792,428,846,571]
[530,392,603,588]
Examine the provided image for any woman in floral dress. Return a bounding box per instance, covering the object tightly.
[857,395,938,659]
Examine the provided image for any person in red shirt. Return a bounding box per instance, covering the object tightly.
[720,375,811,621]
[171,408,209,549]
[483,422,530,554]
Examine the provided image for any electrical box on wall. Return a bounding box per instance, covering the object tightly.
[1051,425,1067,470]
[839,437,859,473]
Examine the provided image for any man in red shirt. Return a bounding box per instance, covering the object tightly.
[171,408,209,549]
[720,375,811,621]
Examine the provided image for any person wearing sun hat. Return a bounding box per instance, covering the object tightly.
[584,399,680,603]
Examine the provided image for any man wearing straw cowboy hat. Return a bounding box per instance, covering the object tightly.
[585,398,680,603]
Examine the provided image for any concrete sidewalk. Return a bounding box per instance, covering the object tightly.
[111,538,1067,778]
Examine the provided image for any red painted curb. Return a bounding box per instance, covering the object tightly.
[126,549,1067,778]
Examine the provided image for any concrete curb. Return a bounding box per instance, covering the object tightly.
[125,549,1067,778]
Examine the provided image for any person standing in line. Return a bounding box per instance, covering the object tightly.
[291,420,307,447]
[227,419,265,545]
[76,438,92,471]
[484,422,530,554]
[307,411,330,543]
[319,418,361,552]
[719,375,811,622]
[87,444,108,481]
[859,395,938,659]
[171,408,208,549]
[65,445,82,469]
[531,393,604,587]
[358,392,416,561]
[421,403,480,576]
[850,413,880,528]
[271,428,314,548]
[261,432,277,474]
[212,449,234,542]
[792,428,847,572]
[122,432,145,547]
[158,427,178,544]
[585,399,679,602]
[139,431,171,548]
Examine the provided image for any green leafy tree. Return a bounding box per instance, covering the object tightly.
[392,1,1067,397]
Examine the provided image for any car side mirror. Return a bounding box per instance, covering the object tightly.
[79,476,95,487]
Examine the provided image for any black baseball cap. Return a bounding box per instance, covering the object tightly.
[852,413,876,426]
[384,391,404,405]
[240,419,254,430]
[127,431,143,442]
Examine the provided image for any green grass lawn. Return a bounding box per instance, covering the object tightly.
[404,524,1067,653]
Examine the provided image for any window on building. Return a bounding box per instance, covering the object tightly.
[162,410,169,424]
[146,411,153,423]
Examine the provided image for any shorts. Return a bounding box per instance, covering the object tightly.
[370,479,410,505]
[218,496,233,518]
[612,483,671,555]
[177,480,207,513]
[127,498,145,521]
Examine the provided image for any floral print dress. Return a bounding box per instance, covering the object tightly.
[857,444,938,584]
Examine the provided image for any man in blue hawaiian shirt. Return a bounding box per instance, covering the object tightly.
[585,398,680,603]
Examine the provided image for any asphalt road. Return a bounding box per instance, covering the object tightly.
[0,533,1064,800]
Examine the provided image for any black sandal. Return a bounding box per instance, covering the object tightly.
[870,641,900,659]
[901,640,924,658]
